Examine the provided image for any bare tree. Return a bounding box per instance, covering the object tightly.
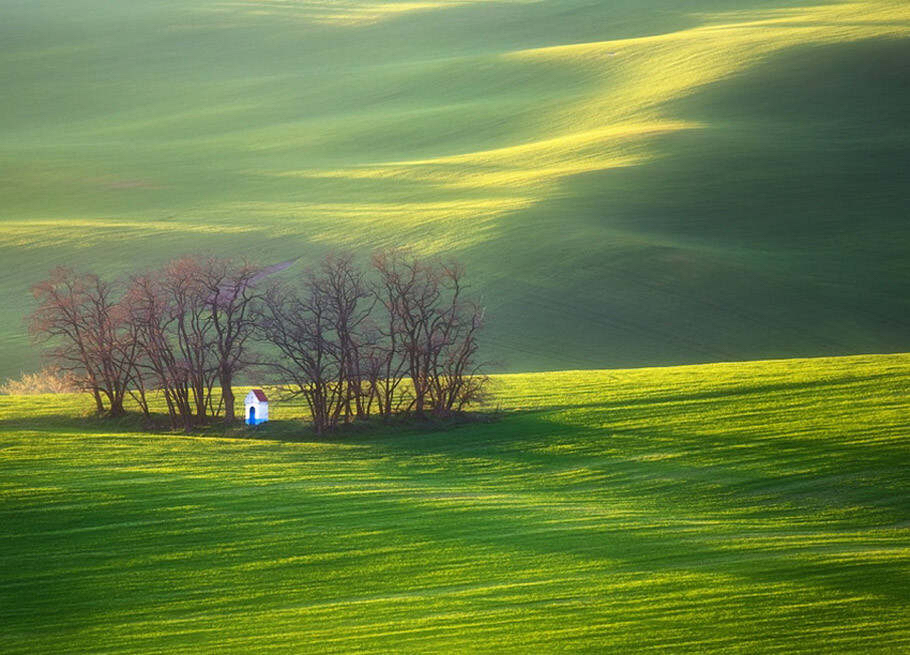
[257,279,346,434]
[197,257,263,422]
[29,269,140,416]
[369,252,416,419]
[256,255,389,432]
[371,251,437,415]
[372,251,488,418]
[312,254,374,421]
[30,269,104,413]
[123,260,223,429]
[124,271,195,428]
[427,263,489,415]
[163,257,217,422]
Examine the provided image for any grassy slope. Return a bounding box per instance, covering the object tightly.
[2,0,910,377]
[1,354,908,652]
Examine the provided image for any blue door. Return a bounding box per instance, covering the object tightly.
[248,406,256,425]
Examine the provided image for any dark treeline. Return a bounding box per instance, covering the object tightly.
[29,251,489,433]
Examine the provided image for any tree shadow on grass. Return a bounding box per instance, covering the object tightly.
[3,368,907,612]
[0,409,506,446]
[2,406,907,640]
[349,412,910,604]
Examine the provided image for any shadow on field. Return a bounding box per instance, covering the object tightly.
[3,371,907,607]
[477,38,910,369]
[0,410,503,444]
[325,409,910,604]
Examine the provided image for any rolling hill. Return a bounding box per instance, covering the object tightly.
[2,0,909,377]
[1,354,908,652]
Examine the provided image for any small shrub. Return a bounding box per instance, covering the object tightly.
[0,367,79,395]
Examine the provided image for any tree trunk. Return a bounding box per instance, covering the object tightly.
[221,371,235,422]
[91,388,105,415]
[109,396,125,417]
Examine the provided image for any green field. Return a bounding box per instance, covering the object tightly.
[2,0,909,377]
[4,2,909,651]
[1,354,908,652]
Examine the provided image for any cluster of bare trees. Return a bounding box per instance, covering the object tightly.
[31,258,262,428]
[259,252,487,433]
[29,251,488,432]
[31,269,140,417]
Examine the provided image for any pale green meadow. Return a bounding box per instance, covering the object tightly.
[2,0,909,375]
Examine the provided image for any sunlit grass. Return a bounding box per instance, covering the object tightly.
[1,354,908,652]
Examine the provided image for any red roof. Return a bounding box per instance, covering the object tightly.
[251,389,268,402]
